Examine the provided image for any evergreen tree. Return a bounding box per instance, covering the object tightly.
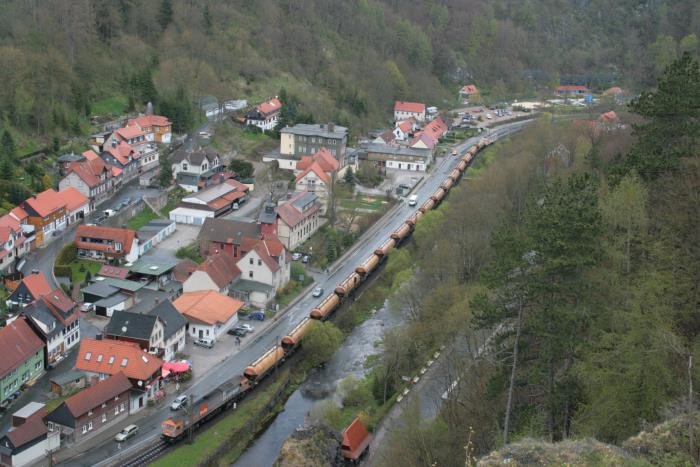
[626,53,700,178]
[202,4,213,35]
[343,167,355,185]
[158,0,173,31]
[0,129,16,161]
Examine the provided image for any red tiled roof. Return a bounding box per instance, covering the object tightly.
[555,85,589,92]
[256,98,282,116]
[408,131,437,149]
[111,166,123,177]
[98,265,130,280]
[276,193,320,228]
[22,189,65,218]
[76,339,162,381]
[397,120,413,134]
[0,225,13,244]
[62,372,131,418]
[599,110,619,122]
[104,142,137,165]
[196,252,241,289]
[296,148,339,173]
[0,214,21,235]
[173,291,243,326]
[5,419,47,448]
[82,150,99,161]
[128,115,171,128]
[67,158,111,188]
[42,288,76,318]
[394,101,425,114]
[116,126,144,140]
[422,116,448,142]
[10,206,28,222]
[251,244,280,272]
[295,161,330,185]
[378,130,395,144]
[341,417,372,461]
[20,272,52,300]
[0,319,44,379]
[75,225,136,255]
[461,84,478,94]
[224,178,250,192]
[58,187,89,212]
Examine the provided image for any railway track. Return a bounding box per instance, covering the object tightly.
[122,439,168,467]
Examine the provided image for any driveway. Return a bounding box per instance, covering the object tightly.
[142,224,201,263]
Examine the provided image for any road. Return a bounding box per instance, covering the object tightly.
[60,120,530,466]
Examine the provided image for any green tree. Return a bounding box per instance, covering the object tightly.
[626,53,700,178]
[343,167,355,185]
[680,33,699,55]
[229,159,254,179]
[649,35,678,76]
[158,0,173,31]
[202,4,213,35]
[158,152,173,187]
[0,129,16,161]
[325,234,338,263]
[302,321,343,367]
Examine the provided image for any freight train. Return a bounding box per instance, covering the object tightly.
[161,138,492,443]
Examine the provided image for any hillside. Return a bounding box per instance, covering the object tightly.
[0,0,698,146]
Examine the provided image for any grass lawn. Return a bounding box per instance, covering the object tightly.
[339,196,388,212]
[70,260,102,284]
[91,95,128,116]
[160,188,187,217]
[151,371,290,467]
[276,263,314,306]
[126,207,162,230]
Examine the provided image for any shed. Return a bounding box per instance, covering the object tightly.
[341,417,372,462]
[49,369,87,396]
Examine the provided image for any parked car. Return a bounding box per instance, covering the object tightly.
[302,255,310,264]
[292,252,302,261]
[486,114,493,119]
[227,327,247,337]
[79,302,94,312]
[194,337,214,349]
[238,324,254,333]
[247,310,265,321]
[312,287,324,298]
[115,424,139,442]
[30,268,39,274]
[170,395,189,411]
[52,230,63,237]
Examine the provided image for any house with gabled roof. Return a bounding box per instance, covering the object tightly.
[170,148,225,192]
[20,285,80,368]
[236,237,290,293]
[75,339,163,413]
[0,402,59,466]
[59,156,116,209]
[58,187,90,225]
[169,179,249,225]
[103,309,166,358]
[555,85,589,96]
[20,189,68,247]
[0,213,31,275]
[173,290,243,341]
[183,252,241,295]
[245,98,282,132]
[100,140,140,183]
[294,148,340,215]
[145,301,187,361]
[0,319,45,405]
[75,225,139,263]
[127,114,172,144]
[196,218,262,258]
[275,192,322,250]
[7,272,53,309]
[44,372,131,444]
[458,84,479,102]
[394,101,426,122]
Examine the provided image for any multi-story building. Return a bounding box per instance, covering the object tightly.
[173,291,243,341]
[394,101,426,122]
[20,190,68,247]
[245,98,282,132]
[0,320,45,405]
[170,148,224,192]
[275,192,322,251]
[0,213,31,275]
[100,141,140,184]
[279,123,348,163]
[126,115,172,144]
[44,372,131,444]
[59,155,117,210]
[75,225,139,263]
[146,301,187,361]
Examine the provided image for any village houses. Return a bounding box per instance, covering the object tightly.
[75,225,139,263]
[173,291,244,341]
[394,101,426,122]
[245,98,282,132]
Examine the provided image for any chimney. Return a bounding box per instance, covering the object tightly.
[96,334,103,340]
[328,122,334,133]
[112,140,117,148]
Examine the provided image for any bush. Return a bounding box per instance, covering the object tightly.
[175,243,203,263]
[355,162,383,188]
[229,159,255,179]
[54,265,71,278]
[56,242,77,264]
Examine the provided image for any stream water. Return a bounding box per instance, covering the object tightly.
[233,300,401,467]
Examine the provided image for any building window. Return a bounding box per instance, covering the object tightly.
[102,414,107,423]
[249,258,253,265]
[114,406,119,415]
[257,259,262,266]
[120,403,125,412]
[248,271,253,279]
[82,425,87,434]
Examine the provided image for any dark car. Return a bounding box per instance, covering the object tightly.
[227,327,247,337]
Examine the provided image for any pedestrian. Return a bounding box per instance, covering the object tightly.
[176,382,180,393]
[236,336,241,346]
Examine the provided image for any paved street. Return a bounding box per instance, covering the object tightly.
[58,120,529,467]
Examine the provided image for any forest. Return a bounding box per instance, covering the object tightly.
[0,0,698,147]
[363,54,699,465]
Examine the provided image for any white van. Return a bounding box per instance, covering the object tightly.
[408,195,418,207]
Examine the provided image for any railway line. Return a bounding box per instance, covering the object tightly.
[112,121,529,467]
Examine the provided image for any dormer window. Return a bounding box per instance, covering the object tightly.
[121,358,128,367]
[84,352,92,361]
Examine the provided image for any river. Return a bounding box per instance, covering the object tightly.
[234,300,401,467]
